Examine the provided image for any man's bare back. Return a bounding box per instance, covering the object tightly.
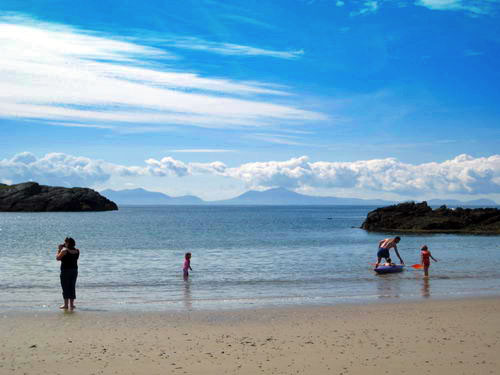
[379,237,399,250]
[375,236,404,268]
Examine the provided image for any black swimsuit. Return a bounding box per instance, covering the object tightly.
[60,250,79,270]
[60,249,79,300]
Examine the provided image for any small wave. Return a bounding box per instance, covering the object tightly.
[0,284,53,291]
[0,272,498,291]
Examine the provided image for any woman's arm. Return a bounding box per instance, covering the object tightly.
[56,246,67,261]
[430,252,438,262]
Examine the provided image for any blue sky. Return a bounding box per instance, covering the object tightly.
[1,0,499,201]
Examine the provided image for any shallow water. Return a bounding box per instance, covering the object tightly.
[0,205,499,312]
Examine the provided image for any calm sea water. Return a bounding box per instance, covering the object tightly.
[1,206,499,312]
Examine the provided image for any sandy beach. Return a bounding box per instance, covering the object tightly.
[2,297,499,375]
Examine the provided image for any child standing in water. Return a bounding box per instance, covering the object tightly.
[421,245,438,277]
[183,252,192,281]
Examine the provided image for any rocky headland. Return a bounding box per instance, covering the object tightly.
[361,201,500,234]
[0,182,118,212]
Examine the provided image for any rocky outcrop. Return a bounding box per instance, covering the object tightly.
[361,201,500,234]
[0,182,118,212]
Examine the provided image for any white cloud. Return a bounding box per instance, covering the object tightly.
[222,154,500,195]
[0,16,324,132]
[0,152,116,187]
[2,152,499,197]
[144,157,190,177]
[190,161,229,175]
[223,156,313,187]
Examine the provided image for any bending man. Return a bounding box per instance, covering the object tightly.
[375,236,404,268]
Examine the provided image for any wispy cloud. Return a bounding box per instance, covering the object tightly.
[464,49,484,56]
[351,1,379,16]
[46,122,116,130]
[0,15,323,132]
[2,152,500,197]
[157,36,305,59]
[340,0,498,16]
[169,149,236,153]
[220,14,279,31]
[247,133,312,146]
[416,0,497,15]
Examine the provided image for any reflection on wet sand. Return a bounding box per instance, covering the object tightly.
[183,280,192,310]
[376,275,402,299]
[421,277,431,298]
[373,269,437,300]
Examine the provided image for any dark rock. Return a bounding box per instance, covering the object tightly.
[0,182,118,212]
[361,201,500,234]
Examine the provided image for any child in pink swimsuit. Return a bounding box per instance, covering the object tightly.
[183,252,192,281]
[420,245,437,277]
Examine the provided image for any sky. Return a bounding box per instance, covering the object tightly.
[1,0,499,202]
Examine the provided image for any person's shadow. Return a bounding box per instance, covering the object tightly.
[421,277,431,298]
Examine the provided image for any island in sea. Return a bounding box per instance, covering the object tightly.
[0,182,118,212]
[361,201,500,234]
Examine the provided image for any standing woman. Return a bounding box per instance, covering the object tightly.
[56,237,79,310]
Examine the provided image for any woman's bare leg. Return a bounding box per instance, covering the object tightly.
[60,299,69,309]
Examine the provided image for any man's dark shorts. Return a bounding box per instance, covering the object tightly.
[377,247,390,259]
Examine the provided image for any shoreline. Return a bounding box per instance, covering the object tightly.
[3,296,500,374]
[3,287,500,315]
[4,293,500,320]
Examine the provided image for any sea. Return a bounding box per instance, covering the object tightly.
[1,205,499,312]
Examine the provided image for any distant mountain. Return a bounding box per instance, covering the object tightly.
[100,188,204,205]
[212,187,394,205]
[100,187,499,206]
[101,187,393,205]
[427,198,498,206]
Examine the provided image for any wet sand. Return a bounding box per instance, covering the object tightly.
[1,297,499,374]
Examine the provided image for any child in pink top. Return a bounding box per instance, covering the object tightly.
[183,252,192,281]
[420,245,437,277]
